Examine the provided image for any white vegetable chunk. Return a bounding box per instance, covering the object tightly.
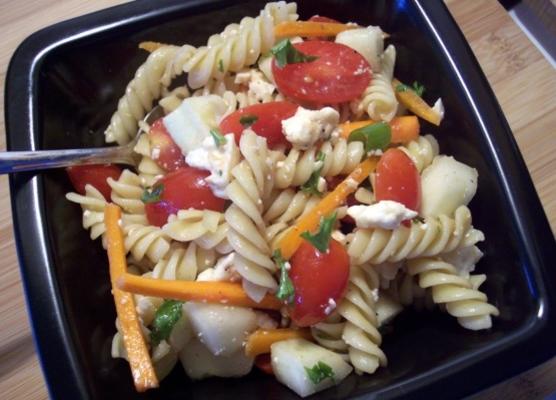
[183,302,257,357]
[163,95,228,154]
[335,26,384,72]
[179,338,254,380]
[271,339,352,398]
[420,155,478,217]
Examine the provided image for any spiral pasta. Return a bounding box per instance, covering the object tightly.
[105,45,179,145]
[274,139,365,189]
[338,265,387,374]
[133,133,166,187]
[407,258,499,330]
[225,131,277,296]
[65,184,147,242]
[162,209,230,253]
[107,169,146,217]
[399,134,440,172]
[350,45,398,122]
[348,206,485,265]
[123,223,171,264]
[181,2,298,89]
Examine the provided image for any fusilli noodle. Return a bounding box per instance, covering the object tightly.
[348,206,485,265]
[399,134,439,172]
[407,258,499,330]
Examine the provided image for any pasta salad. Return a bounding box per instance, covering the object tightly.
[65,2,499,397]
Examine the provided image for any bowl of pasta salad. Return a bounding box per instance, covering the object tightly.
[6,0,556,399]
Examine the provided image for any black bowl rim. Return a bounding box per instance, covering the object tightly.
[5,0,556,399]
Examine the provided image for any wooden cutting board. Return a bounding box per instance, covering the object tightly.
[0,1,554,399]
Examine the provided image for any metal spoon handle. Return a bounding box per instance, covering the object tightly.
[0,145,135,174]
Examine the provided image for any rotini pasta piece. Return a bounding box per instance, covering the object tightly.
[159,86,191,114]
[311,313,349,360]
[162,209,230,252]
[65,184,146,242]
[350,45,398,122]
[123,223,171,264]
[105,45,179,145]
[181,2,298,89]
[274,138,365,189]
[384,270,434,311]
[348,206,485,265]
[224,131,277,296]
[151,243,217,281]
[133,133,166,187]
[338,264,387,374]
[107,169,146,216]
[407,258,499,330]
[399,134,439,172]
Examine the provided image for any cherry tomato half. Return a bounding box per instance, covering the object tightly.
[289,240,350,327]
[219,101,298,149]
[272,41,371,104]
[307,15,341,41]
[145,167,226,227]
[375,148,421,211]
[255,354,274,375]
[149,118,185,172]
[66,164,122,201]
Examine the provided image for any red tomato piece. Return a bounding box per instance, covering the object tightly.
[375,148,421,211]
[66,164,122,201]
[272,41,371,104]
[255,354,274,375]
[308,15,341,23]
[144,167,226,227]
[289,240,350,327]
[149,118,185,172]
[307,15,341,41]
[218,101,298,149]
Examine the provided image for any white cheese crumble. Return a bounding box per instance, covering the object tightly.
[432,98,445,122]
[197,253,239,282]
[317,177,327,193]
[255,312,278,330]
[345,177,359,190]
[371,288,379,302]
[347,200,418,230]
[235,70,277,102]
[324,298,337,315]
[281,106,340,150]
[185,134,240,199]
[442,245,483,277]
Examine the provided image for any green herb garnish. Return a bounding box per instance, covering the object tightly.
[301,152,326,196]
[210,128,227,146]
[273,250,295,304]
[305,361,335,385]
[271,39,319,68]
[348,122,391,152]
[150,300,184,346]
[239,114,259,128]
[412,215,425,224]
[218,59,224,72]
[300,212,336,253]
[396,81,425,97]
[141,184,164,203]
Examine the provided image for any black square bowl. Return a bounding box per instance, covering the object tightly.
[5,0,556,399]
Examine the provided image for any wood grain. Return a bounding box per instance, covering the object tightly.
[0,1,554,399]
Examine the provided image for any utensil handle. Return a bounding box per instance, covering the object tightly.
[0,146,135,174]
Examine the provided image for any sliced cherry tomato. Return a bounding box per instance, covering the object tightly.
[144,167,225,227]
[308,15,341,23]
[289,240,350,327]
[218,101,298,149]
[149,118,185,172]
[272,41,371,104]
[307,15,341,41]
[375,148,421,211]
[66,164,122,201]
[255,354,274,375]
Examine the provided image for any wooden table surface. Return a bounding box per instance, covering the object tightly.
[0,1,554,399]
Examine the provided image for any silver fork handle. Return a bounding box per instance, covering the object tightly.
[0,146,136,174]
